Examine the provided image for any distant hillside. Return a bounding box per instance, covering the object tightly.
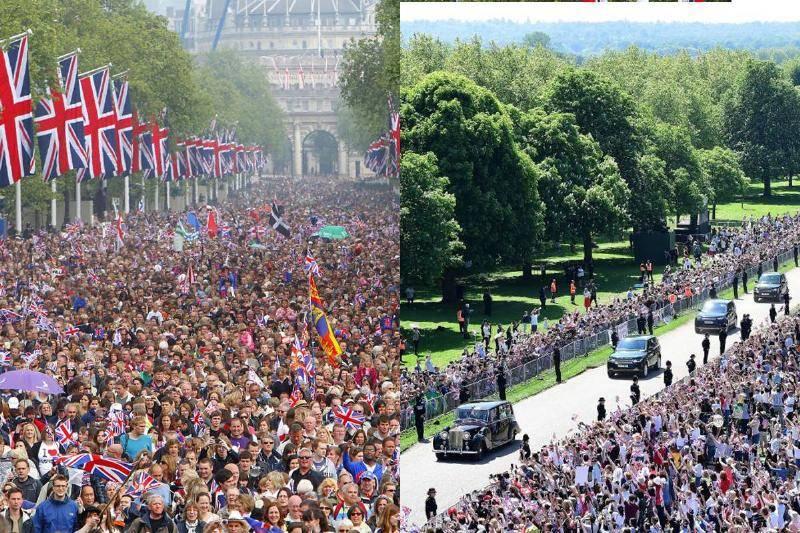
[402,21,800,58]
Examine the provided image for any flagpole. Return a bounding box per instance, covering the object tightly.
[78,63,112,79]
[166,180,171,211]
[50,180,57,228]
[56,48,80,61]
[14,181,21,234]
[75,177,81,222]
[155,180,160,212]
[124,175,130,214]
[98,456,143,529]
[0,29,33,47]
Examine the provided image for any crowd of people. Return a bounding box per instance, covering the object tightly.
[401,214,800,430]
[420,301,800,531]
[0,175,400,532]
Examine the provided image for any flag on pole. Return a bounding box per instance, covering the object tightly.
[54,453,132,483]
[333,406,365,430]
[0,32,35,187]
[35,51,86,181]
[268,201,291,238]
[112,77,133,176]
[55,419,79,449]
[303,254,320,277]
[309,274,342,367]
[79,66,117,179]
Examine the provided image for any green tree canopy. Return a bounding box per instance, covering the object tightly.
[723,59,795,197]
[400,152,462,287]
[402,71,544,273]
[697,146,747,218]
[510,107,629,262]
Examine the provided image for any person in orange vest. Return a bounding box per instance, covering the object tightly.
[550,279,557,303]
[457,306,465,337]
[569,280,576,305]
[646,259,654,283]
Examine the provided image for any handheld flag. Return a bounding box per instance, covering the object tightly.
[309,274,342,366]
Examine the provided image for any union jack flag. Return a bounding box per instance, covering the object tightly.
[130,108,151,175]
[79,66,117,179]
[0,309,22,323]
[25,300,46,318]
[303,254,320,277]
[63,325,80,337]
[164,151,184,182]
[55,453,132,483]
[387,96,400,178]
[290,336,315,385]
[34,51,86,181]
[191,409,206,435]
[125,472,162,497]
[112,77,133,176]
[289,383,304,408]
[150,112,169,178]
[333,406,365,430]
[248,225,267,240]
[364,135,389,176]
[0,351,10,367]
[55,419,79,449]
[0,33,35,187]
[107,408,126,438]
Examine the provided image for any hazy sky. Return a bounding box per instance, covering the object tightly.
[402,0,800,24]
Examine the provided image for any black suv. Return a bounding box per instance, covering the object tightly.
[754,272,788,302]
[694,299,737,334]
[607,335,661,378]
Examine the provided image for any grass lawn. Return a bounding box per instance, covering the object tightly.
[714,180,800,222]
[403,241,661,370]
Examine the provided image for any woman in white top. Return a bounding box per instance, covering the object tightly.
[35,428,60,477]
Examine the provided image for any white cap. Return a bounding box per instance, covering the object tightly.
[7,397,19,409]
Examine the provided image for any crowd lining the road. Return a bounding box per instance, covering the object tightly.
[402,214,800,429]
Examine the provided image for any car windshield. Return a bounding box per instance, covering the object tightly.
[617,338,647,350]
[702,301,728,314]
[456,407,489,421]
[761,274,781,284]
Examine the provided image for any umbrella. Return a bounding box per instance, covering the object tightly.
[0,370,63,394]
[313,225,350,240]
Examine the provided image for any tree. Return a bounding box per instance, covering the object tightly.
[401,33,449,89]
[402,72,544,298]
[544,69,652,230]
[723,59,796,197]
[648,121,708,223]
[511,107,629,263]
[400,152,462,287]
[697,147,747,219]
[522,32,551,49]
[338,0,398,149]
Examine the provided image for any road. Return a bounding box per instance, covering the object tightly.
[401,265,800,527]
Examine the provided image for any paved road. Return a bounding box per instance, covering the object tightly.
[401,265,800,526]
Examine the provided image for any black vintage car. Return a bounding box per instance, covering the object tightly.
[607,335,661,379]
[432,401,520,461]
[694,299,737,334]
[754,272,788,302]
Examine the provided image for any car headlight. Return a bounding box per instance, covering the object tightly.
[463,431,471,441]
[439,431,448,440]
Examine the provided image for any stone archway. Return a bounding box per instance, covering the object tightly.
[302,130,338,176]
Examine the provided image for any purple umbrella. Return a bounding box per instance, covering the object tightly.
[0,370,63,394]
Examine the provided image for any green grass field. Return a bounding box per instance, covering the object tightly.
[403,180,800,372]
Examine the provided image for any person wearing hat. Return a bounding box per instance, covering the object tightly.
[76,505,102,533]
[223,511,250,533]
[357,472,378,506]
[597,397,606,422]
[425,488,438,520]
[520,434,531,461]
[687,354,697,375]
[663,361,673,387]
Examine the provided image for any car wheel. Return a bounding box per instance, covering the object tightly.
[477,442,487,461]
[607,369,615,379]
[641,362,648,378]
[435,453,444,462]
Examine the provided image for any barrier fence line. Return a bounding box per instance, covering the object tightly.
[400,247,795,431]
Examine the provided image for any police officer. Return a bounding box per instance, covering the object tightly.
[719,328,727,354]
[630,377,641,405]
[414,395,426,442]
[553,347,562,383]
[770,303,778,324]
[687,353,697,375]
[663,361,673,387]
[597,397,606,421]
[743,268,749,293]
[611,329,619,351]
[701,333,711,365]
[785,290,791,316]
[733,268,739,299]
[496,364,507,401]
[425,488,438,520]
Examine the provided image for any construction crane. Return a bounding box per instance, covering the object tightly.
[212,0,233,51]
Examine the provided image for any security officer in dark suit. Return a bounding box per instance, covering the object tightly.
[414,395,426,442]
[496,364,507,401]
[553,347,562,383]
[425,488,438,519]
